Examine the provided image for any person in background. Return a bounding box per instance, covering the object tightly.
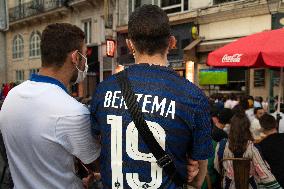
[0,84,3,100]
[213,93,225,111]
[245,96,255,122]
[232,103,246,115]
[262,97,269,112]
[258,114,284,187]
[212,108,233,142]
[2,83,10,99]
[254,96,262,108]
[250,107,265,141]
[224,94,238,109]
[270,103,284,133]
[214,113,282,189]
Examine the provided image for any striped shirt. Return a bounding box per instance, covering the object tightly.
[215,140,282,189]
[90,63,213,189]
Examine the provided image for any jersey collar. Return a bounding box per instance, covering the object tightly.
[29,74,68,93]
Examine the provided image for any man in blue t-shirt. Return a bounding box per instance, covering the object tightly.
[90,5,213,189]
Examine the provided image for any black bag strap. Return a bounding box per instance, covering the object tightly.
[116,70,187,188]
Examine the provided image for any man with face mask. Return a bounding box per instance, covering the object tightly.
[0,23,101,189]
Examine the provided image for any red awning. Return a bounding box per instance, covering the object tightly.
[207,28,284,68]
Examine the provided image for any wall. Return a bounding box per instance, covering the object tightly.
[118,0,129,26]
[249,69,282,101]
[70,3,105,45]
[199,14,271,40]
[190,0,212,10]
[0,32,7,84]
[6,16,70,82]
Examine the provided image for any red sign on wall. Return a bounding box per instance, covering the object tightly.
[106,39,116,57]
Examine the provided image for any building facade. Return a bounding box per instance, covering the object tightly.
[7,0,70,83]
[0,0,9,85]
[0,31,7,85]
[5,0,284,100]
[6,0,112,97]
[115,0,283,101]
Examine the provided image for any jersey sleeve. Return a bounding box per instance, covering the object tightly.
[55,114,101,164]
[190,96,214,160]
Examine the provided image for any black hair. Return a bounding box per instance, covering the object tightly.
[217,108,234,124]
[259,113,277,131]
[128,5,171,55]
[254,107,264,115]
[41,23,85,68]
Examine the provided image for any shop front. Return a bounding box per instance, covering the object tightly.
[183,14,272,97]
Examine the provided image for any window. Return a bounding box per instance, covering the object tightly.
[133,0,154,9]
[82,20,92,44]
[30,31,41,57]
[12,34,24,59]
[131,0,188,14]
[29,68,39,77]
[213,0,239,4]
[16,70,25,81]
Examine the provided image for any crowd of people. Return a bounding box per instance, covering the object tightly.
[204,93,284,188]
[0,4,283,189]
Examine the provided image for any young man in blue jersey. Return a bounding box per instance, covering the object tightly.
[90,5,213,189]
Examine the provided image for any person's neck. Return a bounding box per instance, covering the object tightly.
[38,67,70,88]
[263,129,277,136]
[135,53,167,66]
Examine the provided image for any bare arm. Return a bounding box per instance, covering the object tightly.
[188,159,208,189]
[187,159,199,182]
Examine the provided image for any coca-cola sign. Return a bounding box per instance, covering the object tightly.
[222,54,243,63]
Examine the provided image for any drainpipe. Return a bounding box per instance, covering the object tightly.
[112,0,119,74]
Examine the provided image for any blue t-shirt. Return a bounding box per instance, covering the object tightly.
[90,64,213,189]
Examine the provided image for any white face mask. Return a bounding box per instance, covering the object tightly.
[74,52,88,84]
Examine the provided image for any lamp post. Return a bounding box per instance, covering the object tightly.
[267,0,282,113]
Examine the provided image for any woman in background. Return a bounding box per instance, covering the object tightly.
[214,113,282,189]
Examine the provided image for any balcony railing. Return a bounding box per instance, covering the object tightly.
[213,0,240,4]
[9,0,66,22]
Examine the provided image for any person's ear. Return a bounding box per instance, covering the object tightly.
[169,36,177,50]
[126,39,134,53]
[71,50,79,64]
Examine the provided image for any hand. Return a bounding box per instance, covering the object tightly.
[82,172,101,189]
[187,159,199,183]
[93,172,101,180]
[82,173,94,189]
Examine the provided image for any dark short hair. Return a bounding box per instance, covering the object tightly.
[217,108,234,124]
[128,5,171,55]
[259,113,277,131]
[239,96,249,110]
[254,107,263,115]
[229,94,237,100]
[41,23,85,67]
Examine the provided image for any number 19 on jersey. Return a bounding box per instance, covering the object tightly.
[107,115,166,189]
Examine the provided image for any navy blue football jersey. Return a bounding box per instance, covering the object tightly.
[90,63,213,189]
